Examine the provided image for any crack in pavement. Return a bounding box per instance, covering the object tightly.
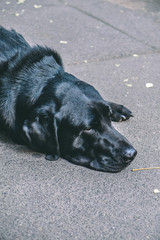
[66,49,160,66]
[65,3,159,51]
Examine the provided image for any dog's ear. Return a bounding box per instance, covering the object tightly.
[22,113,61,161]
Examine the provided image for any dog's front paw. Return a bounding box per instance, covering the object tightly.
[109,102,133,122]
[45,154,59,161]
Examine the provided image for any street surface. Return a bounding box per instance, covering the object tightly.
[0,0,160,239]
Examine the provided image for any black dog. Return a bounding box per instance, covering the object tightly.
[0,27,137,172]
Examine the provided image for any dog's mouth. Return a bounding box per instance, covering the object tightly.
[89,157,131,173]
[62,153,134,173]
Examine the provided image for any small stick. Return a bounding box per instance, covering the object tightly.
[132,167,160,172]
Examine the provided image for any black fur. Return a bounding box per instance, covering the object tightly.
[0,27,137,172]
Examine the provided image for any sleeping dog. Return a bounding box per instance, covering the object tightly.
[0,26,137,172]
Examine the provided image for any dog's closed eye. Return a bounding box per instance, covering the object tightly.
[85,126,92,131]
[83,127,96,136]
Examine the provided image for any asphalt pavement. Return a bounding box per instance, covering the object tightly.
[0,0,160,239]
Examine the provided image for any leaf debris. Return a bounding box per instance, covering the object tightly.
[115,64,120,67]
[125,83,132,87]
[17,0,25,4]
[133,54,139,57]
[60,40,68,44]
[34,4,42,8]
[146,83,153,88]
[153,189,160,194]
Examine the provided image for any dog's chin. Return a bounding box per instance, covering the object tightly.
[63,154,129,173]
[89,158,129,173]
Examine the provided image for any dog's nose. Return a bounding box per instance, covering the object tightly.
[122,147,137,163]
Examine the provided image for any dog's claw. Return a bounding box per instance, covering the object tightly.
[108,102,133,122]
[121,115,127,120]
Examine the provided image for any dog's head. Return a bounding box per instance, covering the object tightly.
[22,76,137,173]
[57,100,137,172]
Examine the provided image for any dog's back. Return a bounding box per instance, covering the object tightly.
[0,27,63,132]
[0,26,30,64]
[0,27,30,128]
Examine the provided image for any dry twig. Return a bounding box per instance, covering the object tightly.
[132,167,160,172]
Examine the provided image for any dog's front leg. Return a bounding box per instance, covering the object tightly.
[45,154,59,161]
